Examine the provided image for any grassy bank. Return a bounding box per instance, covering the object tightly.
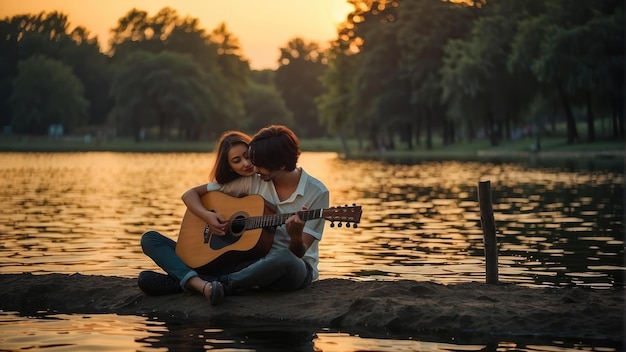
[0,134,623,160]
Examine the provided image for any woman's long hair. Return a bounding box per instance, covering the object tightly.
[210,131,252,184]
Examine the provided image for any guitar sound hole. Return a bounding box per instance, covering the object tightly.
[229,215,246,235]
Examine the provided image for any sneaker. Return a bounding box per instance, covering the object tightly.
[137,270,183,296]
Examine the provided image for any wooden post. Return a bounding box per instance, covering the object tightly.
[478,180,498,284]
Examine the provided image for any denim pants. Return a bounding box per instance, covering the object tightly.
[141,231,312,292]
[224,247,312,292]
[141,230,198,291]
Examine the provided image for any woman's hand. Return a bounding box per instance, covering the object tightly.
[206,212,228,236]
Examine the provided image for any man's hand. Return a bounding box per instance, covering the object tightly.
[286,213,305,239]
[286,208,307,257]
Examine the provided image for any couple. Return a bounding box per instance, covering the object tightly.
[139,125,329,305]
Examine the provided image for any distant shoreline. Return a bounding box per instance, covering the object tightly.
[0,136,623,161]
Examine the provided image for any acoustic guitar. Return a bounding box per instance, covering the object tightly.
[175,191,362,273]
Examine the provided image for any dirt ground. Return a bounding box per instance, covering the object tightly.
[0,273,623,344]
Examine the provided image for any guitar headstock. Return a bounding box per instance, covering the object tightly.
[322,205,362,228]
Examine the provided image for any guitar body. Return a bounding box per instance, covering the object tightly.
[175,192,276,274]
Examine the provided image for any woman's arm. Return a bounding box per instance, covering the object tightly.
[181,184,228,235]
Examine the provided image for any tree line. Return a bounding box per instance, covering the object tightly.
[1,0,623,152]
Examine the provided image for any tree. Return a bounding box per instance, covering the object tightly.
[110,51,226,140]
[535,1,624,141]
[9,55,88,134]
[441,1,532,146]
[210,22,250,93]
[242,82,294,132]
[506,0,625,143]
[397,0,473,149]
[58,27,112,126]
[275,38,327,138]
[0,11,110,130]
[109,8,247,136]
[353,21,405,150]
[209,23,249,123]
[317,37,360,157]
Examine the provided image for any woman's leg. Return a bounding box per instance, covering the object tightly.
[140,230,199,290]
[140,231,224,304]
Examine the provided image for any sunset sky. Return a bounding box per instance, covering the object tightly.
[0,0,353,70]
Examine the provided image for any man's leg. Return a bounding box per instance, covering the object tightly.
[223,248,309,292]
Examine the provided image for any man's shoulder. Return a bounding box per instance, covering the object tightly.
[301,169,328,194]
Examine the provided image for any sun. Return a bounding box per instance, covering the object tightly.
[323,0,354,25]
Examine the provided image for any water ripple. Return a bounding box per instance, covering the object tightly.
[0,152,623,289]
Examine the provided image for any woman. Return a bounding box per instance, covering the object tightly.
[182,125,329,296]
[138,131,255,305]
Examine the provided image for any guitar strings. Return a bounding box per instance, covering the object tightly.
[229,209,320,227]
[227,207,360,228]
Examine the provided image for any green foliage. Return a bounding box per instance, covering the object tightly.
[108,8,247,139]
[2,1,623,148]
[275,38,327,138]
[505,0,625,143]
[320,0,623,150]
[0,11,111,130]
[110,50,232,140]
[317,46,358,136]
[242,82,294,132]
[9,55,88,134]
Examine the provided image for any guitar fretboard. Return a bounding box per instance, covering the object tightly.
[234,209,323,229]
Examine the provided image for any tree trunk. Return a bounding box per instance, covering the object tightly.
[487,112,499,147]
[467,119,475,142]
[406,123,414,150]
[338,134,351,158]
[586,91,595,142]
[449,120,456,144]
[387,128,395,150]
[613,96,624,138]
[442,119,449,146]
[426,111,433,150]
[557,80,579,144]
[504,117,511,141]
[415,113,421,146]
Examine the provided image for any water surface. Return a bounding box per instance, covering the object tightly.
[0,152,622,288]
[0,152,623,351]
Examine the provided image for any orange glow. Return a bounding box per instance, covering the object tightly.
[0,0,354,70]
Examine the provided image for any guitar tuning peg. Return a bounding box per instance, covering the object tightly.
[330,221,335,228]
[338,222,342,228]
[346,222,351,228]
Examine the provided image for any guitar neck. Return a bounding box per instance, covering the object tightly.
[244,209,323,230]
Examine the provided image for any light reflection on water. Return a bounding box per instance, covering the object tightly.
[0,152,623,351]
[0,311,616,351]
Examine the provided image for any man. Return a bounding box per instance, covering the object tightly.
[212,125,329,293]
[140,125,329,301]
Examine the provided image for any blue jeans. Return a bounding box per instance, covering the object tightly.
[140,231,198,291]
[141,231,312,292]
[224,247,312,292]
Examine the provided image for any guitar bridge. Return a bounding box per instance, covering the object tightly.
[203,224,210,244]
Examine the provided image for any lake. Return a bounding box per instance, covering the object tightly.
[0,151,623,351]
